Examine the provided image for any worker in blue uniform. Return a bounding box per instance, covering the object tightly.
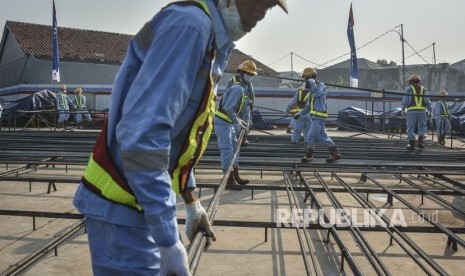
[73,0,288,275]
[215,60,258,189]
[295,67,342,163]
[401,74,432,150]
[286,85,311,144]
[56,85,75,128]
[72,87,92,129]
[435,90,451,145]
[231,61,255,146]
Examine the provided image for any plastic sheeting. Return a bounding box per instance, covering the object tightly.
[336,106,405,132]
[0,90,56,121]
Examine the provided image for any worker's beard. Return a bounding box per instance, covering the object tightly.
[217,0,247,41]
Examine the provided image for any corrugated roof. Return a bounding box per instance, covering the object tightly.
[4,21,278,76]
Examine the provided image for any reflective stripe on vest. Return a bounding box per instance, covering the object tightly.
[59,93,68,107]
[215,82,245,123]
[297,88,309,109]
[440,102,448,116]
[406,85,426,111]
[81,0,215,210]
[74,94,85,108]
[310,94,328,118]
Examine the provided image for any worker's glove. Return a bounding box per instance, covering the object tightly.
[159,240,191,276]
[185,201,216,250]
[237,119,248,131]
[294,112,302,120]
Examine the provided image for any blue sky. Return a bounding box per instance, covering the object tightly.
[1,0,464,73]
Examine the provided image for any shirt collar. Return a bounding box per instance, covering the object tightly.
[205,0,235,50]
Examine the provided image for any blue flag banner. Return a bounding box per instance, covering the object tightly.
[52,0,60,82]
[347,3,358,87]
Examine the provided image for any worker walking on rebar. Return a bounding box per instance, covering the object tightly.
[72,87,92,129]
[215,60,259,190]
[231,61,255,146]
[55,85,75,128]
[296,67,342,163]
[435,90,451,145]
[285,85,311,144]
[401,74,432,150]
[73,0,288,275]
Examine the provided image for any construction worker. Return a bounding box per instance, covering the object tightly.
[72,88,92,129]
[231,61,255,146]
[435,90,451,145]
[215,60,259,190]
[73,0,288,275]
[285,85,311,144]
[401,74,432,150]
[296,67,342,163]
[55,85,75,128]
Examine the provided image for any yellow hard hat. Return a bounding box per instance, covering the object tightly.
[60,84,67,91]
[238,60,257,76]
[276,0,288,13]
[439,90,448,97]
[302,67,317,79]
[408,74,421,83]
[74,88,83,94]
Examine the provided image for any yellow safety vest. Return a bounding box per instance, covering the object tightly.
[74,94,86,108]
[406,85,426,111]
[215,78,246,123]
[81,0,216,211]
[310,94,328,118]
[439,102,448,117]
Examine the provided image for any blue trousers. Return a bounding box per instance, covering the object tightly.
[57,108,70,123]
[86,217,160,275]
[305,118,336,149]
[291,114,311,143]
[406,111,427,140]
[214,117,239,171]
[436,116,450,136]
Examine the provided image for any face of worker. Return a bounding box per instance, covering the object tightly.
[218,0,278,41]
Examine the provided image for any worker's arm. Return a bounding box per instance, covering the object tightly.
[116,7,214,249]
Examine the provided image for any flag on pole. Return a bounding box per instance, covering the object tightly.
[52,0,60,82]
[347,3,358,87]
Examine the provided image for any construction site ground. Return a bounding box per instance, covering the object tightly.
[1,127,465,275]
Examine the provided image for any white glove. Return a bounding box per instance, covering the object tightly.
[185,201,216,250]
[237,119,248,131]
[159,240,191,276]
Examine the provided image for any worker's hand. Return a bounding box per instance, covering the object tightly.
[237,119,248,131]
[185,201,216,250]
[294,112,301,120]
[401,107,406,117]
[159,240,191,276]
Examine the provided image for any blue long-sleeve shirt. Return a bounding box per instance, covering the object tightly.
[220,82,246,124]
[401,85,432,111]
[74,0,234,247]
[301,79,327,118]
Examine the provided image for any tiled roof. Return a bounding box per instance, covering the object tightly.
[225,48,278,76]
[5,21,131,64]
[4,21,279,75]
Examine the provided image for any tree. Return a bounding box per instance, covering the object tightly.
[376,59,397,67]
